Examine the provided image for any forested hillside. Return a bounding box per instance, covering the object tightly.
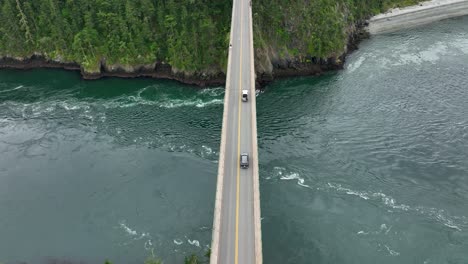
[0,0,419,81]
[252,0,419,75]
[0,0,231,74]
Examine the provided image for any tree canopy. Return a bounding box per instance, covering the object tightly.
[0,0,419,74]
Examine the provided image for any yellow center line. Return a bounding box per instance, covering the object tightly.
[235,0,244,263]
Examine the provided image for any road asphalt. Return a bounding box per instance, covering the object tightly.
[214,0,257,262]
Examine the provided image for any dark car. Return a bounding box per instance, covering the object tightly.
[240,153,249,169]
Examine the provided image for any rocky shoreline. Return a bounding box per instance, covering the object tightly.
[256,21,368,87]
[0,23,368,88]
[0,55,227,87]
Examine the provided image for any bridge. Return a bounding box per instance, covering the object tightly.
[209,0,262,263]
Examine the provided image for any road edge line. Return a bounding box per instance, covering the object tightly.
[248,0,263,263]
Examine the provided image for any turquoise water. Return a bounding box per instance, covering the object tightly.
[0,75,224,263]
[1,16,468,264]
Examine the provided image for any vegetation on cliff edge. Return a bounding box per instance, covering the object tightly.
[0,0,231,74]
[0,0,419,75]
[252,0,420,66]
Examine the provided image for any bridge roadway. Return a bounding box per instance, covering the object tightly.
[210,0,262,263]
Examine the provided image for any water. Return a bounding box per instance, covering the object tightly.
[0,75,224,263]
[1,16,468,264]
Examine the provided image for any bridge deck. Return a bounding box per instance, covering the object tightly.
[210,0,262,263]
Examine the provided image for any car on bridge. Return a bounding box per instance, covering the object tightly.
[242,89,248,102]
[240,153,249,169]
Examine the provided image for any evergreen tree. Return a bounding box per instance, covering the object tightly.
[0,0,419,74]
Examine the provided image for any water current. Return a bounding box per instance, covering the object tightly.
[1,16,467,264]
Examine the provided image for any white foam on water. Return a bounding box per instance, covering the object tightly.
[443,222,461,231]
[452,38,468,54]
[273,167,285,176]
[280,172,310,188]
[4,100,97,119]
[59,101,83,111]
[118,221,152,240]
[273,167,309,188]
[385,225,392,234]
[347,56,366,73]
[119,221,138,236]
[0,85,24,93]
[3,94,222,121]
[199,87,224,96]
[173,239,184,245]
[384,245,400,256]
[391,41,452,67]
[138,232,150,240]
[158,99,190,108]
[347,190,370,200]
[144,239,153,250]
[195,99,223,108]
[359,223,393,236]
[380,223,394,235]
[29,102,55,117]
[327,183,370,200]
[297,178,309,188]
[201,145,213,155]
[415,207,463,231]
[327,183,464,231]
[136,86,151,97]
[188,239,200,247]
[158,98,223,109]
[100,93,224,109]
[372,192,410,211]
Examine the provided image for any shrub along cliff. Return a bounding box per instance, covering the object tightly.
[252,0,420,82]
[0,0,418,85]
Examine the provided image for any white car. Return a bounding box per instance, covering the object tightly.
[242,89,248,102]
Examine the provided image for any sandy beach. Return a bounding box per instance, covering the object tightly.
[367,0,468,34]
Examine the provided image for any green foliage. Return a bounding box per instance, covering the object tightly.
[253,0,421,60]
[0,0,419,73]
[183,248,211,264]
[144,256,162,264]
[184,254,199,264]
[204,248,211,259]
[0,0,231,73]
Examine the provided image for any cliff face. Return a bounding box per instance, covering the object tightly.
[0,0,231,86]
[252,0,419,83]
[0,0,419,86]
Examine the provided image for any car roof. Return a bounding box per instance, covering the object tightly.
[242,90,248,93]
